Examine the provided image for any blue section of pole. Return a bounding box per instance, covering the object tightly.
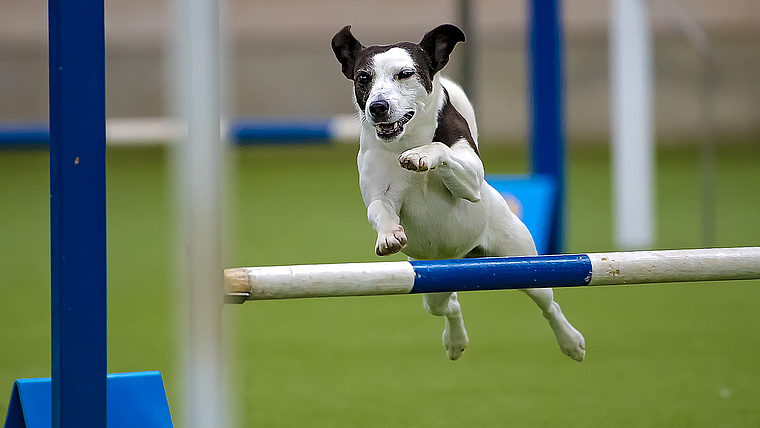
[49,0,107,425]
[409,255,592,294]
[529,0,566,254]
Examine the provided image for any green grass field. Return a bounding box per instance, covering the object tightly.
[1,141,759,427]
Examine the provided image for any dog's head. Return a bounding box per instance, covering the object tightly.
[331,24,465,141]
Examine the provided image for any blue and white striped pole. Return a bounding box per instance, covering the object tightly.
[224,247,760,303]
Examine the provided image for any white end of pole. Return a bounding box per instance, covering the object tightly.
[610,0,655,250]
[174,0,227,425]
[588,247,760,286]
[224,262,416,301]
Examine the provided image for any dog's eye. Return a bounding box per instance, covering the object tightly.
[397,70,415,80]
[356,73,371,86]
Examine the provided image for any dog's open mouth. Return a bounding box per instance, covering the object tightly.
[375,111,415,140]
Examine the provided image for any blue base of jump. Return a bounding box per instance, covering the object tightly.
[487,174,557,255]
[3,371,173,428]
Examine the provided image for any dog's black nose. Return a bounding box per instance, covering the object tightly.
[368,100,390,120]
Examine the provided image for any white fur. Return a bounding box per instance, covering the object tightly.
[355,47,585,362]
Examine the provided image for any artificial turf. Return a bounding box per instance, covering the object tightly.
[1,141,758,427]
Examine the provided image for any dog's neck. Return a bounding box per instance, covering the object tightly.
[359,76,446,154]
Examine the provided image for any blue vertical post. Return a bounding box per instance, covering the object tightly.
[49,0,107,425]
[528,0,565,254]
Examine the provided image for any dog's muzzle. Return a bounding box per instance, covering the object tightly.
[374,111,415,140]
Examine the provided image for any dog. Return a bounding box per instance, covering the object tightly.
[331,24,585,362]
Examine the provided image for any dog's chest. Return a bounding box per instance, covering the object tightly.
[397,173,486,258]
[360,147,486,259]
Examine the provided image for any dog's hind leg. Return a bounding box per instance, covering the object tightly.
[479,199,586,362]
[409,257,469,360]
[422,292,469,360]
[520,288,586,362]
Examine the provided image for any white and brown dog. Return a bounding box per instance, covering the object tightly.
[332,24,585,362]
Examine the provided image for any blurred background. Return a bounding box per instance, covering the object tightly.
[2,0,759,139]
[1,0,759,427]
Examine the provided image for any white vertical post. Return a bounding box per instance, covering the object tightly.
[174,0,226,426]
[457,0,477,109]
[610,0,655,249]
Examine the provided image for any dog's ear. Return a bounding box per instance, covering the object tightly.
[332,25,364,80]
[419,24,465,76]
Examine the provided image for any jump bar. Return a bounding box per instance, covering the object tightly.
[224,247,760,303]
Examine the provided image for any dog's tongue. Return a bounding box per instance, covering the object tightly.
[378,122,396,132]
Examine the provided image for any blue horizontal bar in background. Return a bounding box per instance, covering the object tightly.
[0,123,50,147]
[0,118,336,147]
[228,117,332,145]
[409,254,593,294]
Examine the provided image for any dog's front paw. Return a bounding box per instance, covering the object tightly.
[399,150,430,172]
[375,226,407,256]
[399,146,442,172]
